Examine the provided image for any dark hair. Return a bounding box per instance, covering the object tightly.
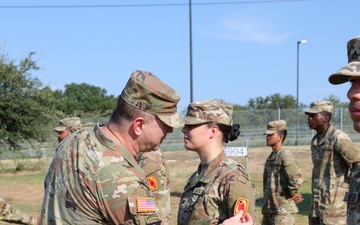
[321,111,332,121]
[208,122,240,143]
[278,130,287,143]
[109,96,154,129]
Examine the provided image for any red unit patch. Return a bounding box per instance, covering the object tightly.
[147,175,158,191]
[234,197,249,218]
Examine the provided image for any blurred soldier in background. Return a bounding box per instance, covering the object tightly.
[54,117,81,142]
[262,120,303,225]
[0,117,81,225]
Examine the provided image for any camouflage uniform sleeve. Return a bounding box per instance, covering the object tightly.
[334,132,360,171]
[219,170,258,224]
[94,158,155,224]
[137,150,171,224]
[0,197,39,225]
[282,151,303,196]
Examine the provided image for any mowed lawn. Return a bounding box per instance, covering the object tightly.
[0,145,314,225]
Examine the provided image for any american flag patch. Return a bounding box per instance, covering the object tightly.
[136,197,156,213]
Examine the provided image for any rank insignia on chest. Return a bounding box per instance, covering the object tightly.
[193,187,205,195]
[234,197,249,218]
[147,175,158,191]
[136,197,156,213]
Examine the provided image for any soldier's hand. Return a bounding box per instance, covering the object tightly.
[292,193,304,204]
[221,210,253,225]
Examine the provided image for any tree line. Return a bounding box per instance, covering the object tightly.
[0,52,348,151]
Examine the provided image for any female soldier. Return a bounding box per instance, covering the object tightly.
[178,100,257,225]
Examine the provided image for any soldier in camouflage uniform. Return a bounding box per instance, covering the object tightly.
[305,100,360,225]
[0,117,82,225]
[39,70,184,225]
[1,114,171,225]
[54,117,81,143]
[178,100,257,225]
[262,120,303,225]
[328,36,360,225]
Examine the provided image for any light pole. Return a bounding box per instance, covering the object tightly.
[296,40,307,146]
[189,0,193,103]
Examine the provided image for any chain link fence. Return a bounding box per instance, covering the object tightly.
[1,107,358,159]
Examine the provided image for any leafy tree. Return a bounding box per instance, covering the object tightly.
[58,82,117,116]
[247,93,297,110]
[0,52,59,150]
[324,94,350,125]
[324,94,348,108]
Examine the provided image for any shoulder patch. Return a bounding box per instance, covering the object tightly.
[147,175,158,191]
[234,197,249,218]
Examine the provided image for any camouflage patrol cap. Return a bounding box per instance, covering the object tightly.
[305,100,333,114]
[120,70,184,128]
[329,36,360,84]
[184,100,233,126]
[264,120,287,135]
[54,117,81,132]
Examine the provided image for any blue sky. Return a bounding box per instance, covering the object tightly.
[0,0,357,110]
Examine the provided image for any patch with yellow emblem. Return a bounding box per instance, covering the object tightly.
[234,197,249,218]
[147,175,158,191]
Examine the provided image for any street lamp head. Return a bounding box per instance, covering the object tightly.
[298,40,307,44]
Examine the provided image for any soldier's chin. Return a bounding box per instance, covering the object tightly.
[147,145,160,152]
[353,121,360,133]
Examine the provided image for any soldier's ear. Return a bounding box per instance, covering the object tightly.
[133,117,146,136]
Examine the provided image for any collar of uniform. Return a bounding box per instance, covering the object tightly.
[312,124,335,146]
[94,124,143,171]
[187,151,227,189]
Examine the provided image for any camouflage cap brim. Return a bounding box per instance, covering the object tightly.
[263,130,277,135]
[183,116,209,125]
[54,125,67,132]
[157,112,184,128]
[328,61,360,85]
[305,109,322,114]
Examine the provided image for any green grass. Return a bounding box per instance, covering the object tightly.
[0,146,315,225]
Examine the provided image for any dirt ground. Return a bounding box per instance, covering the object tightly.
[0,146,313,225]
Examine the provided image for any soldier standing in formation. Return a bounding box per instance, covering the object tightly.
[305,100,360,225]
[262,120,303,225]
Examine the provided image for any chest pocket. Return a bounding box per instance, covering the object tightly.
[178,185,208,224]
